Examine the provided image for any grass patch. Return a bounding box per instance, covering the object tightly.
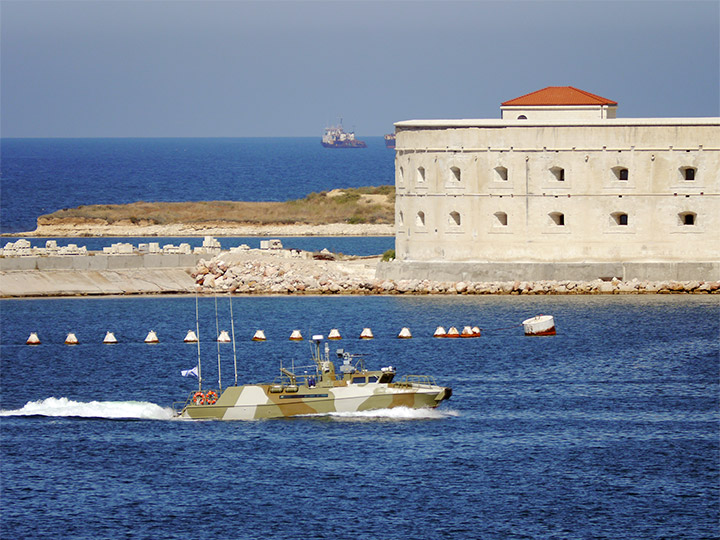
[41,186,396,226]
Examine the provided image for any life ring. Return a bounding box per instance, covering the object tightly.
[205,390,218,405]
[192,391,205,405]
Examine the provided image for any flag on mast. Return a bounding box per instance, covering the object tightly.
[181,366,199,378]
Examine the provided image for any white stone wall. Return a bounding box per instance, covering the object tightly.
[501,105,617,120]
[394,118,720,264]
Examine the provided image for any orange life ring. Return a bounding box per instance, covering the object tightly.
[192,391,205,405]
[205,390,218,405]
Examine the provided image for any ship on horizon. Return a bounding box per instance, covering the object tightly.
[384,133,396,149]
[321,121,366,148]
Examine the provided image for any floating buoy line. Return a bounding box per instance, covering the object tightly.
[22,315,555,344]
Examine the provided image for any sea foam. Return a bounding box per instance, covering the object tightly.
[0,397,174,420]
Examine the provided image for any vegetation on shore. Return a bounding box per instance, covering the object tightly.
[39,186,395,226]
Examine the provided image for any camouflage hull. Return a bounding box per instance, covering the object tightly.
[179,382,451,420]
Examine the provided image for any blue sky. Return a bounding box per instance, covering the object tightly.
[1,0,718,137]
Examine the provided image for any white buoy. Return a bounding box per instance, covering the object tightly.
[328,328,342,340]
[252,330,267,341]
[26,332,41,345]
[217,330,231,342]
[65,333,79,345]
[433,326,447,338]
[460,326,474,338]
[184,330,198,343]
[103,331,118,344]
[289,330,303,341]
[522,315,556,336]
[446,326,460,338]
[472,326,482,337]
[359,328,374,339]
[145,330,159,344]
[397,327,412,339]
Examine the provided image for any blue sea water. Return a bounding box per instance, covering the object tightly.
[0,137,394,234]
[1,295,718,539]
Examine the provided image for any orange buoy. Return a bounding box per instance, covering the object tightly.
[184,330,198,343]
[252,330,267,341]
[26,332,41,345]
[446,327,460,338]
[217,330,231,343]
[433,326,447,338]
[472,326,482,337]
[145,330,159,344]
[103,331,118,344]
[460,326,475,338]
[289,330,303,341]
[65,333,79,345]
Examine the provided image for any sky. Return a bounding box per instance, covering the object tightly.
[1,0,718,138]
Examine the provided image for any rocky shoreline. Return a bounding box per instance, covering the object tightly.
[194,253,720,295]
[8,221,394,238]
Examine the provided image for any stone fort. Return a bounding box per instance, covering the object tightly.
[378,86,719,282]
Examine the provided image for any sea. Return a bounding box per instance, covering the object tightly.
[1,138,719,539]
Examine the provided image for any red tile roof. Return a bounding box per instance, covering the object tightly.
[502,87,617,106]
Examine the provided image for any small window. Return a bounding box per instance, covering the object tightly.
[682,167,696,181]
[450,166,461,182]
[398,211,404,226]
[517,115,527,120]
[352,376,366,384]
[416,211,425,227]
[417,167,426,183]
[494,211,508,226]
[495,166,508,182]
[679,212,696,226]
[612,167,629,181]
[398,166,405,184]
[549,212,565,226]
[550,167,565,182]
[612,212,628,226]
[449,211,461,227]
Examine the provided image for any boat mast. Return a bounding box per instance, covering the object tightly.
[229,295,238,386]
[214,295,222,392]
[195,295,202,392]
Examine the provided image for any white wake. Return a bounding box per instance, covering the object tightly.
[0,397,174,420]
[306,406,459,421]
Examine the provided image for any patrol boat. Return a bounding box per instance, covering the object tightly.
[174,335,451,420]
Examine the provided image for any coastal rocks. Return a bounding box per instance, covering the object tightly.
[192,252,720,296]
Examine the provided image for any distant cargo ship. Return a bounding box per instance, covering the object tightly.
[384,133,396,149]
[321,122,366,148]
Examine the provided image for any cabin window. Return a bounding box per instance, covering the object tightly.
[417,166,426,183]
[450,166,461,182]
[449,211,461,227]
[612,212,629,226]
[549,212,565,226]
[378,372,395,383]
[682,167,696,181]
[495,166,508,182]
[494,211,508,226]
[367,376,378,383]
[550,167,565,182]
[679,212,696,226]
[352,376,366,384]
[416,211,426,227]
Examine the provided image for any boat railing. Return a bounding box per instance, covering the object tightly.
[172,388,222,415]
[392,375,438,388]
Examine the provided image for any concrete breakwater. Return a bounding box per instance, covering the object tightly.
[194,253,720,295]
[0,253,202,297]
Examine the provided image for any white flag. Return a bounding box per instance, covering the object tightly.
[181,366,198,378]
